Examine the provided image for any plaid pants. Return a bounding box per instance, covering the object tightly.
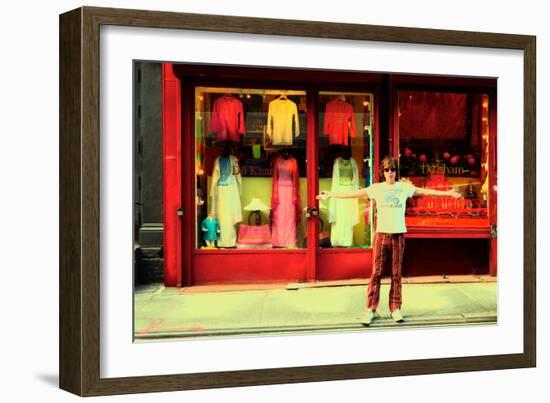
[367,232,405,312]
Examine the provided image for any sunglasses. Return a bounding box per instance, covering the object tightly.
[383,167,396,172]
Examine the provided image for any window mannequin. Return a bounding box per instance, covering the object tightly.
[271,148,302,247]
[210,141,242,247]
[328,146,360,247]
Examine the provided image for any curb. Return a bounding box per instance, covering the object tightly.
[134,315,497,341]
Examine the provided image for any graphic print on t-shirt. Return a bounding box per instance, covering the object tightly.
[382,189,405,209]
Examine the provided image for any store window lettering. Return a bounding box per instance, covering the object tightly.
[419,163,470,176]
[239,165,273,177]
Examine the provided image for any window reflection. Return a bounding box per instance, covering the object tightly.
[398,90,490,219]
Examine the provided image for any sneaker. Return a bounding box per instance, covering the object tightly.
[391,308,404,323]
[360,309,376,326]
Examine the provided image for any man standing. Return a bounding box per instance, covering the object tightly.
[317,156,462,325]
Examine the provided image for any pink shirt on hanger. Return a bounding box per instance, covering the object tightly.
[211,95,246,142]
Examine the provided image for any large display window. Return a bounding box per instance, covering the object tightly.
[195,87,308,250]
[193,87,377,255]
[398,90,491,225]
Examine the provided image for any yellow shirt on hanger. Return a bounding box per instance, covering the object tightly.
[266,98,300,145]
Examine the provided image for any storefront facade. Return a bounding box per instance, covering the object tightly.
[160,63,497,287]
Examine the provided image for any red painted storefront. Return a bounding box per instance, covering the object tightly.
[162,63,497,287]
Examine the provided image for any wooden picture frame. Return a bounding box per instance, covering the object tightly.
[59,6,536,396]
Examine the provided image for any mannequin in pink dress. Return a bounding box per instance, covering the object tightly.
[271,149,301,247]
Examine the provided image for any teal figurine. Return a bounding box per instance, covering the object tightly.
[201,214,220,247]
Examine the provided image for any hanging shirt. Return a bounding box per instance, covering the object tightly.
[211,95,246,142]
[365,181,416,234]
[266,98,300,146]
[323,99,356,145]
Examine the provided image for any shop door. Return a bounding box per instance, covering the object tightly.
[314,91,377,281]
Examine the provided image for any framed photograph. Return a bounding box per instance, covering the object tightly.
[59,6,536,396]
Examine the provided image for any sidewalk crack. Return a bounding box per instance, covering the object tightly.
[258,291,268,325]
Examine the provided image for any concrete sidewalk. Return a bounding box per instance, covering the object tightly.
[134,275,497,340]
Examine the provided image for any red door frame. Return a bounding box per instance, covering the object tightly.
[181,80,195,286]
[306,87,320,282]
[488,90,498,276]
[161,64,182,286]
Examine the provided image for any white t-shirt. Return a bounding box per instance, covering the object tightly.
[365,181,416,234]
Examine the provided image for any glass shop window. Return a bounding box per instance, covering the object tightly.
[397,90,491,218]
[195,87,307,249]
[318,92,375,248]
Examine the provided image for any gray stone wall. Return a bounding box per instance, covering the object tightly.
[134,62,164,284]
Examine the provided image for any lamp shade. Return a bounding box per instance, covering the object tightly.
[244,197,271,211]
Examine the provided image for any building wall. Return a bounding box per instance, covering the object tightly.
[134,62,164,284]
